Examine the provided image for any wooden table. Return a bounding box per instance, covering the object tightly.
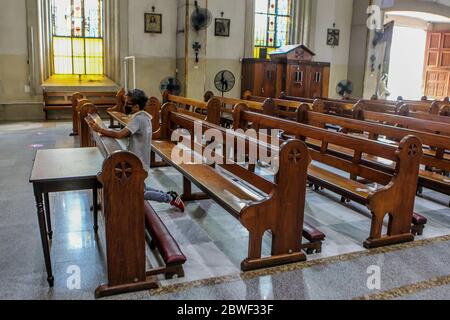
[29,148,104,287]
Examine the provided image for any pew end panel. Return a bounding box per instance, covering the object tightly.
[363,135,423,249]
[71,93,84,135]
[95,150,159,298]
[204,90,215,102]
[439,105,450,117]
[146,96,163,139]
[83,115,186,298]
[240,139,310,271]
[79,103,99,148]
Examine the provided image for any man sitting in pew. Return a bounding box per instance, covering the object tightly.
[88,89,185,212]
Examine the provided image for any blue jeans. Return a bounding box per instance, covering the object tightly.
[144,185,172,203]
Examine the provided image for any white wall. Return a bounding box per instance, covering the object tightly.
[0,0,28,56]
[205,0,246,98]
[127,0,178,97]
[128,0,178,59]
[0,0,29,98]
[180,0,246,100]
[311,0,354,98]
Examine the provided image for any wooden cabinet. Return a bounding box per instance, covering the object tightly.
[241,59,281,98]
[424,31,450,99]
[242,45,330,99]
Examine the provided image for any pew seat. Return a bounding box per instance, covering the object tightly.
[152,139,325,256]
[309,165,376,202]
[144,201,186,279]
[307,135,450,201]
[306,137,430,234]
[153,140,262,215]
[418,170,450,207]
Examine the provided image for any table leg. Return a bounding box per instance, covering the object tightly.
[44,193,53,240]
[93,188,99,233]
[34,186,54,287]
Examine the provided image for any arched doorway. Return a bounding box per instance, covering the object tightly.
[385,11,450,100]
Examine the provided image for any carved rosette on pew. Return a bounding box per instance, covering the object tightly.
[95,151,158,298]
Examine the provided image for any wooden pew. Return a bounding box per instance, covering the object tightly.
[81,109,186,298]
[107,95,163,137]
[397,97,449,115]
[297,107,450,210]
[313,99,450,126]
[43,89,117,122]
[209,92,302,122]
[278,92,315,104]
[73,98,91,137]
[153,102,314,270]
[70,89,124,136]
[234,106,423,248]
[106,95,222,169]
[107,94,220,133]
[400,102,450,122]
[163,92,223,126]
[353,102,450,136]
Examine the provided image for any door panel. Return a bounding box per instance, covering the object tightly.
[262,63,277,98]
[307,66,323,99]
[286,64,307,97]
[427,51,439,67]
[428,33,441,49]
[424,31,450,99]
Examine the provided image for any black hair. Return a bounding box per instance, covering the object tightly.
[126,89,149,110]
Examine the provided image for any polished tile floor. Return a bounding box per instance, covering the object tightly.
[1,121,450,300]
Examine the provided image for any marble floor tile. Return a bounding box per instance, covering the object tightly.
[395,283,450,300]
[161,242,240,285]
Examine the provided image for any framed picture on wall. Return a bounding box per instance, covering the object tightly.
[145,13,162,34]
[327,28,340,47]
[215,18,230,37]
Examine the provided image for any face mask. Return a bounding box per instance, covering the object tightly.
[124,104,133,115]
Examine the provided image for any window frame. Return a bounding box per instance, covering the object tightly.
[50,0,105,76]
[254,0,293,54]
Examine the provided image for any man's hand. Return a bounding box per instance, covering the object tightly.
[87,118,102,133]
[86,118,131,139]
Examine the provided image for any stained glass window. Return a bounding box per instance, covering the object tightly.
[254,0,292,58]
[50,0,104,75]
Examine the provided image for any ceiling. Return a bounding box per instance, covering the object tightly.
[386,10,450,23]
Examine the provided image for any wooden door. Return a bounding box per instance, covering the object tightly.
[252,62,266,97]
[307,65,324,99]
[261,63,277,98]
[424,31,450,99]
[286,64,307,97]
